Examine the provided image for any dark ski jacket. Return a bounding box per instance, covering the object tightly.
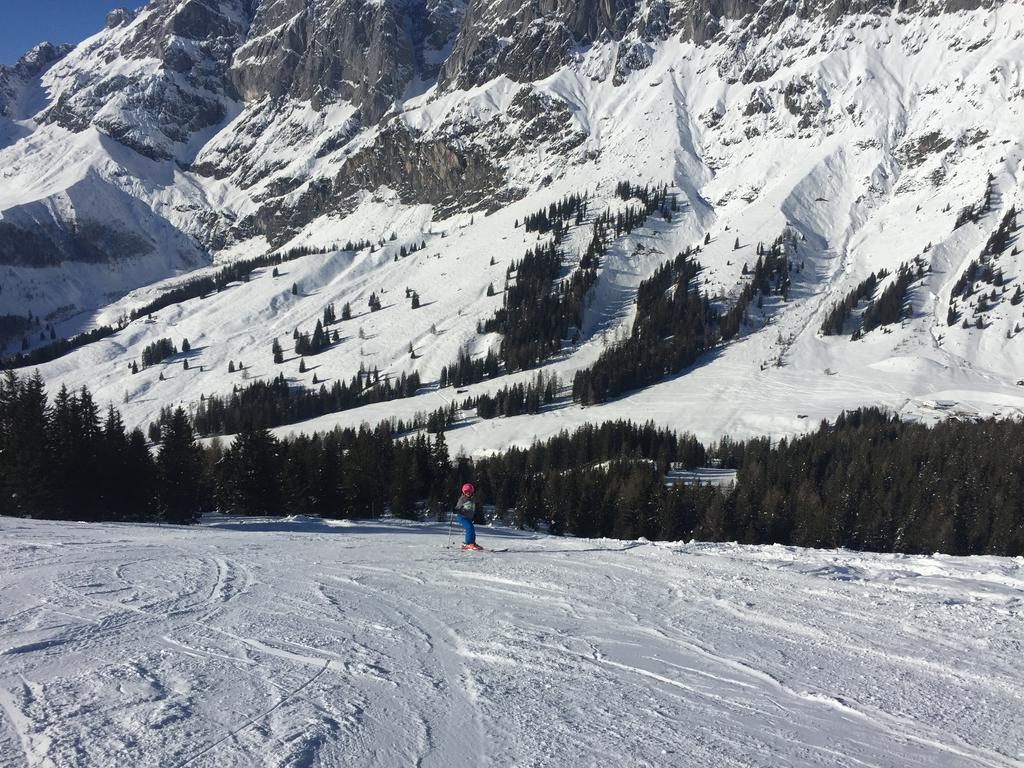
[455,494,477,521]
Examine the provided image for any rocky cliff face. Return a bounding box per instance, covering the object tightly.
[438,0,655,89]
[229,0,466,121]
[38,0,255,161]
[0,43,72,121]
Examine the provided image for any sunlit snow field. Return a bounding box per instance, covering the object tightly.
[1,516,1021,767]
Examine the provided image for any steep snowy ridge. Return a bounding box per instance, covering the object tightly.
[1,1,1024,449]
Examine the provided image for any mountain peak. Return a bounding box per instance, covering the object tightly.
[104,7,137,29]
[13,41,73,79]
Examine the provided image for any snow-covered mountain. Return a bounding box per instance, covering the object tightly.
[2,0,1024,450]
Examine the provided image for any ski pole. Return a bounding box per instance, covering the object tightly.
[446,507,454,549]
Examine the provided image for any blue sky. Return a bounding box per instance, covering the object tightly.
[0,1,130,65]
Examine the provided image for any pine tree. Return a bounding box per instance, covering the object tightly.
[4,373,53,518]
[430,431,451,506]
[312,320,326,352]
[515,481,545,530]
[272,338,283,364]
[387,449,419,519]
[182,338,190,353]
[156,408,206,524]
[217,428,282,516]
[291,282,298,295]
[98,404,128,517]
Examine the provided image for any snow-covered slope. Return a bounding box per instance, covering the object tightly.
[1,515,1022,767]
[3,0,1024,449]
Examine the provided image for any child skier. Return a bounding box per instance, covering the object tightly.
[454,483,483,551]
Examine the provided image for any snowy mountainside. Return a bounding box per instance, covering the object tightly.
[2,1,1024,448]
[1,515,1022,767]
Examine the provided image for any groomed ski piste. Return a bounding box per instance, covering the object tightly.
[1,516,1021,767]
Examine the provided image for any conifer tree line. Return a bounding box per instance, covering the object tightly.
[210,423,460,519]
[475,372,559,419]
[858,261,922,335]
[3,368,1022,557]
[571,250,714,405]
[141,338,178,368]
[948,206,1018,326]
[4,315,63,354]
[483,237,599,372]
[127,242,361,323]
[441,182,679,388]
[396,240,426,258]
[440,348,500,388]
[725,408,1024,555]
[2,324,119,369]
[820,270,890,336]
[745,235,794,301]
[953,172,995,229]
[614,181,678,220]
[168,368,422,437]
[592,197,664,241]
[820,256,923,338]
[205,409,1024,555]
[574,234,801,404]
[0,371,205,523]
[520,193,589,234]
[293,320,331,356]
[982,205,1018,257]
[704,235,794,343]
[1,239,373,370]
[0,314,35,349]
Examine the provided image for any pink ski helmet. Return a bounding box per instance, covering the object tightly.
[462,483,476,496]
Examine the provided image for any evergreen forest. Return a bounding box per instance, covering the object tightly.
[2,370,1020,556]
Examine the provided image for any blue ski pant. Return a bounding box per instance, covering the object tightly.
[455,514,476,545]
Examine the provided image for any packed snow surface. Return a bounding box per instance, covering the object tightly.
[1,518,1022,767]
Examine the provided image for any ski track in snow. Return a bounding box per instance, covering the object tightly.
[0,516,1022,768]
